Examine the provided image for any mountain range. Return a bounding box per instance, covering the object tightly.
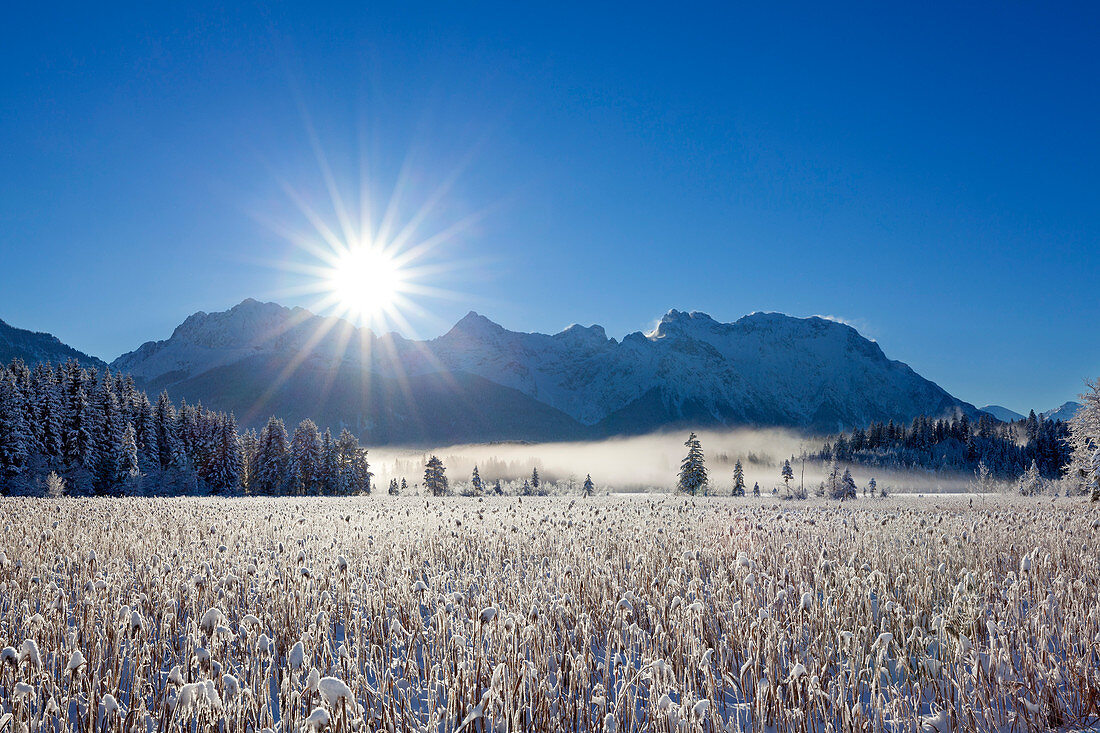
[6,299,1078,445]
[102,299,979,443]
[977,402,1082,423]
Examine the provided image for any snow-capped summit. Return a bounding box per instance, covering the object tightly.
[108,300,978,442]
[1041,401,1081,423]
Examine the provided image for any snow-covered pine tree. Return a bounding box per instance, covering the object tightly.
[351,443,372,495]
[388,477,399,496]
[840,468,857,500]
[531,467,540,491]
[868,477,877,497]
[752,481,760,497]
[400,477,408,495]
[120,423,140,490]
[335,429,364,495]
[290,419,322,495]
[205,413,243,494]
[471,465,484,495]
[583,473,595,497]
[781,459,794,493]
[731,459,745,497]
[0,373,28,485]
[131,392,156,472]
[93,374,126,494]
[677,432,707,496]
[1018,459,1044,496]
[424,455,447,496]
[153,391,182,471]
[252,416,289,495]
[493,478,502,495]
[1065,380,1100,495]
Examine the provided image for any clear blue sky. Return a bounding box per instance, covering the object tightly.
[1,1,1097,413]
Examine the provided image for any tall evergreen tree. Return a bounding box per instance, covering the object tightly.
[840,468,857,500]
[677,432,707,495]
[781,459,794,493]
[0,374,28,484]
[153,391,182,471]
[93,375,126,493]
[731,459,745,497]
[1066,380,1100,495]
[582,473,595,497]
[471,465,484,495]
[290,419,322,495]
[424,455,448,496]
[206,413,243,494]
[252,417,289,495]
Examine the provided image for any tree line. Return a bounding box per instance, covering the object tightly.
[0,359,372,496]
[809,412,1070,478]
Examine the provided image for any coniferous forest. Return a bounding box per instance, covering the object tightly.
[809,412,1070,478]
[0,358,372,496]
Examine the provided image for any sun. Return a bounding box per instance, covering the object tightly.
[325,245,406,321]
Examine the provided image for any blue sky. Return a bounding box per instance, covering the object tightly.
[1,1,1097,413]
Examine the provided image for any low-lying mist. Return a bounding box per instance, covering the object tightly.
[369,428,979,494]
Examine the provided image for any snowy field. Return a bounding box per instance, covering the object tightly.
[0,494,1098,732]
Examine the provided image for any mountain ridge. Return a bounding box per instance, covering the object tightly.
[0,318,107,370]
[103,299,979,443]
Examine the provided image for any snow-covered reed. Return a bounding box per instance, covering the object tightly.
[0,494,1095,731]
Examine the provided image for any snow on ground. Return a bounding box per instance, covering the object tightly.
[0,493,1097,732]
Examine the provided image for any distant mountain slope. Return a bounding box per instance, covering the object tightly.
[980,405,1026,422]
[111,299,979,444]
[0,318,107,370]
[1042,401,1081,423]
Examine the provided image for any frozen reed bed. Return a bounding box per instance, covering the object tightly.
[0,494,1096,731]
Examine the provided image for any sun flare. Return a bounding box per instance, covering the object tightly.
[325,245,405,320]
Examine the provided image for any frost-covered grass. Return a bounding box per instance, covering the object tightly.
[0,494,1098,732]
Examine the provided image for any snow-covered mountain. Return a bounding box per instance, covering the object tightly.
[1042,401,1081,423]
[0,318,107,370]
[109,299,977,444]
[979,405,1026,422]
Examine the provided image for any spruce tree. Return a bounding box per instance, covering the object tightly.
[0,374,28,484]
[253,416,289,495]
[731,459,745,497]
[206,413,243,494]
[677,432,707,495]
[290,419,322,495]
[752,481,760,497]
[781,459,794,492]
[424,455,447,496]
[471,466,484,495]
[531,467,540,491]
[840,468,857,500]
[583,473,595,497]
